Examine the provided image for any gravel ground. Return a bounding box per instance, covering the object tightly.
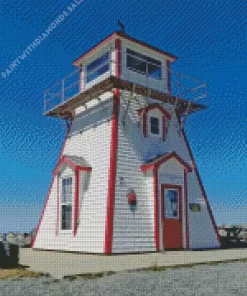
[0,262,247,296]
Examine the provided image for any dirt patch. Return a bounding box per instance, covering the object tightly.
[0,268,47,280]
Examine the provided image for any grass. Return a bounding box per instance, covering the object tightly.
[145,265,166,272]
[0,267,48,280]
[138,258,247,274]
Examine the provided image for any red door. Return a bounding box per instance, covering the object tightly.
[161,185,183,249]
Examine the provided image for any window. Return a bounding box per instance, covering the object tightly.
[165,189,179,218]
[126,49,161,80]
[150,116,160,135]
[86,52,109,83]
[61,177,73,230]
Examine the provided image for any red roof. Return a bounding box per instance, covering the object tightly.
[141,151,192,172]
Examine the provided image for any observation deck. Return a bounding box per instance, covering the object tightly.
[44,39,208,119]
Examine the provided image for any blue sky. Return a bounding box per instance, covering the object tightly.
[0,0,246,232]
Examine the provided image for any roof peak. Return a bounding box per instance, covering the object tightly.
[73,31,177,66]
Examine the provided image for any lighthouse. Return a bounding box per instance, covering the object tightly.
[32,30,220,253]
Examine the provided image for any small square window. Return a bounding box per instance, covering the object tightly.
[150,116,160,135]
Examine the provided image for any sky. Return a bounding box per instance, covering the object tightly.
[0,0,246,233]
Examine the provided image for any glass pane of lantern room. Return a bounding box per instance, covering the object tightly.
[127,55,146,74]
[165,189,179,218]
[148,63,161,80]
[86,52,109,83]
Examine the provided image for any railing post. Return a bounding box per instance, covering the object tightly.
[79,66,83,93]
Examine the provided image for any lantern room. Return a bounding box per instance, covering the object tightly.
[72,31,177,94]
[44,31,207,119]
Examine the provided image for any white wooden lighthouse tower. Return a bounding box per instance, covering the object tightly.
[32,31,220,253]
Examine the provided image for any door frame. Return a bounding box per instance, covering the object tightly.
[161,184,183,249]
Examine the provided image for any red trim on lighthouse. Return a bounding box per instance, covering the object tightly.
[74,169,79,236]
[104,38,122,254]
[138,103,171,119]
[53,156,92,176]
[163,117,167,142]
[115,38,121,77]
[56,176,60,236]
[104,89,120,254]
[72,31,177,67]
[184,170,189,249]
[153,169,160,251]
[141,151,192,173]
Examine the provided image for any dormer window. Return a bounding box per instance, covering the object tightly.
[61,177,73,230]
[126,49,162,80]
[149,116,160,135]
[86,52,109,83]
[53,155,92,235]
[138,103,171,141]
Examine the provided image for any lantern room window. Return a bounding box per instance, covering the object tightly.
[126,49,162,80]
[86,52,110,83]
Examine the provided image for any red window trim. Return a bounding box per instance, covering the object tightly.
[153,169,159,251]
[53,156,92,175]
[138,103,171,141]
[184,170,190,249]
[56,175,60,236]
[161,184,182,220]
[74,170,80,236]
[54,159,92,236]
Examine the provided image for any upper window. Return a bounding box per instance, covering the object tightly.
[126,49,162,80]
[150,116,160,135]
[139,103,171,141]
[86,52,109,83]
[61,177,73,230]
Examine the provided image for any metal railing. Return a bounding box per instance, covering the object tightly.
[44,54,207,114]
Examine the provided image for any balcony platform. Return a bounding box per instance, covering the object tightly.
[45,76,207,119]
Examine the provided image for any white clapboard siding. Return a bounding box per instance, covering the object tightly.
[33,98,112,253]
[112,90,219,252]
